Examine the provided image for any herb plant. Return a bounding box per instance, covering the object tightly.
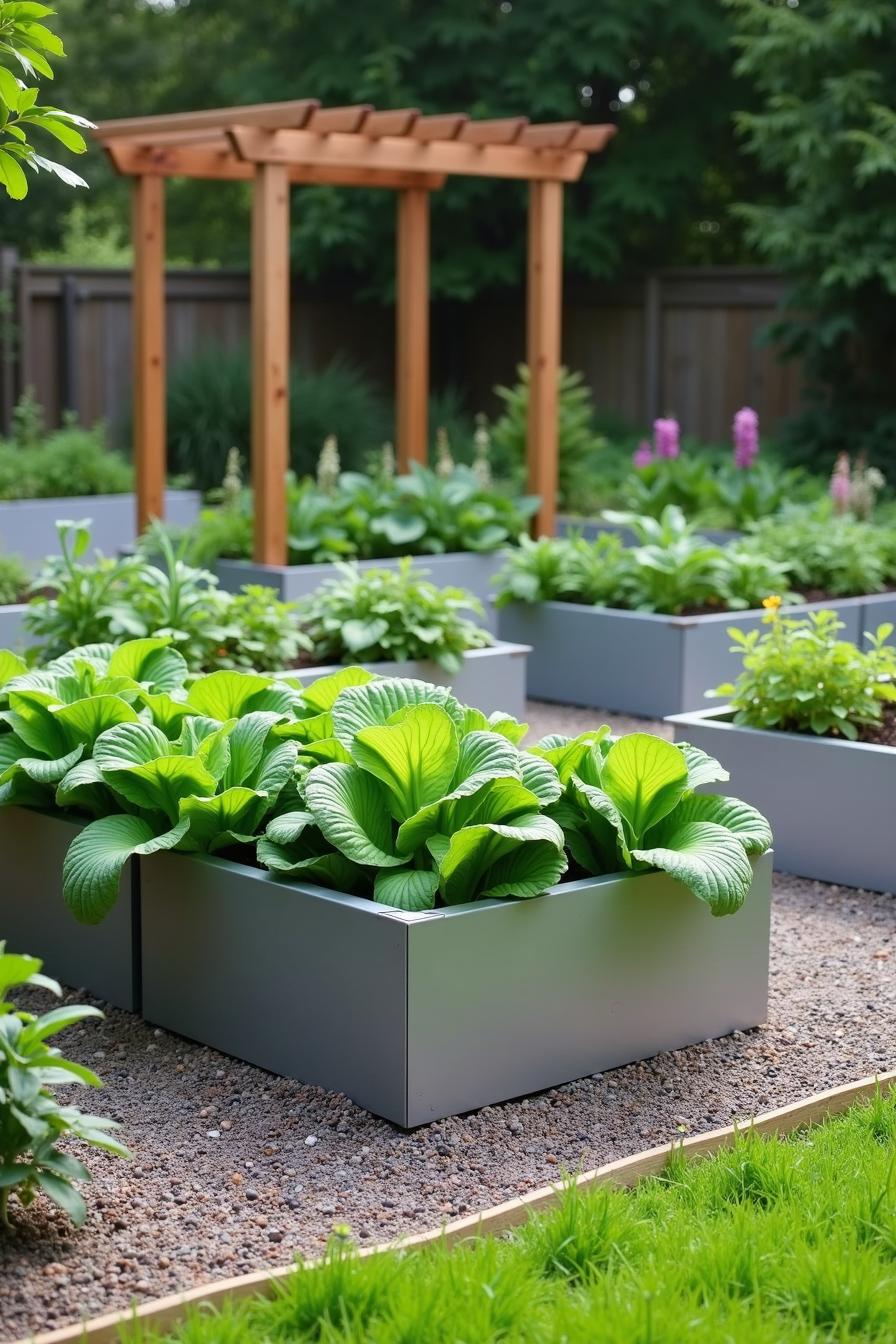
[0,403,133,499]
[24,521,308,673]
[536,730,771,915]
[711,602,896,739]
[0,943,128,1228]
[294,559,492,673]
[743,511,893,598]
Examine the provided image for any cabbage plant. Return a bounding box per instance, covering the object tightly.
[534,729,772,915]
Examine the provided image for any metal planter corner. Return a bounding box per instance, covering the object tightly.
[295,642,530,719]
[215,552,506,632]
[668,706,895,893]
[0,807,138,1009]
[140,851,772,1127]
[0,603,29,653]
[498,596,868,718]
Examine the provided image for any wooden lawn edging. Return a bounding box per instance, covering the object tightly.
[22,1068,896,1344]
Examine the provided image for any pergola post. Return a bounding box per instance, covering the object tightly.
[251,162,291,565]
[132,173,166,530]
[526,179,563,537]
[395,187,430,470]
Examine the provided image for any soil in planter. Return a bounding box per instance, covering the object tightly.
[856,701,896,747]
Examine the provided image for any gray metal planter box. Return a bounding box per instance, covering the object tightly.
[0,489,202,571]
[294,642,530,719]
[498,595,873,718]
[216,552,506,632]
[556,516,741,547]
[0,807,137,1009]
[0,603,29,652]
[140,851,771,1127]
[668,707,895,892]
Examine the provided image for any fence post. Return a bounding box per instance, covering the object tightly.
[0,246,18,434]
[644,272,662,424]
[59,274,80,418]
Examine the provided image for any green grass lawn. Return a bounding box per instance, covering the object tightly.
[128,1092,896,1343]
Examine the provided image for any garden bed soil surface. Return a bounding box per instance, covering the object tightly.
[1,701,894,1341]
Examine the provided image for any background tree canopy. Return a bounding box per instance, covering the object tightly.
[3,0,767,296]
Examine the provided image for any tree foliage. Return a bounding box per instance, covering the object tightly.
[0,0,90,198]
[727,0,896,465]
[4,0,761,290]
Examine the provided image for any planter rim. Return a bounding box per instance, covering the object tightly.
[217,551,505,578]
[0,488,201,508]
[277,640,532,678]
[172,849,767,925]
[0,601,28,616]
[668,703,896,757]
[506,593,883,629]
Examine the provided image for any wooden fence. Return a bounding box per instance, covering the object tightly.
[0,251,804,444]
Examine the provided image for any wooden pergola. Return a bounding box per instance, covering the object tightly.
[94,101,616,562]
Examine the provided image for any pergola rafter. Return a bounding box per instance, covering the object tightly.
[95,101,616,561]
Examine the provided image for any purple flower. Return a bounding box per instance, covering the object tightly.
[733,407,759,469]
[653,417,680,460]
[632,440,655,469]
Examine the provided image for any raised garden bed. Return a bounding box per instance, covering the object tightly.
[668,706,894,892]
[0,489,202,570]
[138,851,772,1128]
[498,593,896,717]
[293,642,529,719]
[0,806,137,1011]
[217,552,505,631]
[556,516,741,547]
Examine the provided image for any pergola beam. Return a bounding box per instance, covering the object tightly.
[527,180,564,538]
[132,174,166,531]
[229,126,588,183]
[98,100,320,139]
[395,188,430,472]
[105,141,446,190]
[250,163,291,565]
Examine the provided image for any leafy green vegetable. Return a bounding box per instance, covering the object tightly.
[294,558,492,673]
[0,942,128,1228]
[535,730,771,915]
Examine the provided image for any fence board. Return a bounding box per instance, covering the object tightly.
[0,255,805,443]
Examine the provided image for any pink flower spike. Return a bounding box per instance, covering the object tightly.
[632,440,654,469]
[733,406,759,469]
[653,417,680,460]
[830,452,851,513]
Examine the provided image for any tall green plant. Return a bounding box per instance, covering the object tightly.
[728,0,896,467]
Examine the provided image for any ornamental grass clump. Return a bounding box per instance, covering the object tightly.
[710,600,896,740]
[0,944,128,1229]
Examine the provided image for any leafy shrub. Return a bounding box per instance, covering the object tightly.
[0,944,128,1228]
[182,462,537,566]
[537,730,771,915]
[711,603,896,739]
[743,511,893,597]
[0,648,771,918]
[0,553,28,605]
[295,560,492,673]
[165,348,391,490]
[494,507,798,615]
[25,521,307,673]
[624,449,810,530]
[489,364,614,509]
[0,401,133,501]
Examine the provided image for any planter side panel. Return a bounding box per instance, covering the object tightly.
[405,856,772,1126]
[0,604,29,653]
[0,490,201,569]
[679,601,862,712]
[497,603,684,717]
[140,855,410,1124]
[296,646,528,719]
[0,807,136,1009]
[216,553,503,631]
[670,714,894,891]
[861,593,896,646]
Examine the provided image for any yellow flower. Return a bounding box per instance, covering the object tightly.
[762,594,782,612]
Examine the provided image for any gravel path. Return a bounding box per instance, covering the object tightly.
[1,701,893,1341]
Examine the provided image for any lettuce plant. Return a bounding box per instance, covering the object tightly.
[534,730,771,915]
[0,943,128,1228]
[711,605,896,739]
[294,559,492,673]
[260,673,567,911]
